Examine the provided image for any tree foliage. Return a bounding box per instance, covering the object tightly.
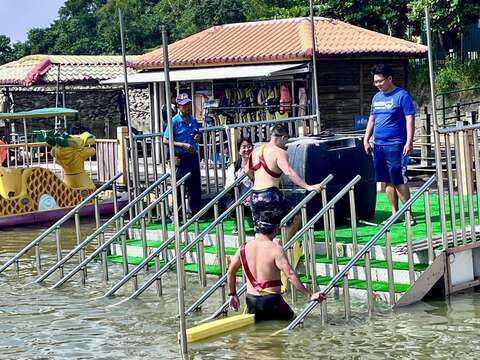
[407,0,480,52]
[0,0,478,62]
[0,35,15,65]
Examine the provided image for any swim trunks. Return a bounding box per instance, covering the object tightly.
[250,187,292,234]
[246,293,295,322]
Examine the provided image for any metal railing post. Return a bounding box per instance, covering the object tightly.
[424,190,435,264]
[214,203,227,304]
[365,251,374,317]
[55,227,64,278]
[405,209,415,285]
[195,221,207,287]
[384,230,396,306]
[454,132,467,242]
[343,273,351,321]
[444,133,458,246]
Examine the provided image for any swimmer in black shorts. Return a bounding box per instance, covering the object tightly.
[227,224,325,322]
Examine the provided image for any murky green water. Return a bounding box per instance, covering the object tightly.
[2,222,480,359]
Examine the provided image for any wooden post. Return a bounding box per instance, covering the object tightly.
[229,127,239,162]
[457,119,474,192]
[377,182,386,193]
[117,126,129,185]
[420,107,432,167]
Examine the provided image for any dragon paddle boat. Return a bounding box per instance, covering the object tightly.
[0,108,126,228]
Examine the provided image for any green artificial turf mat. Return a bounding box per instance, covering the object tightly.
[299,274,410,293]
[304,254,428,272]
[184,263,242,276]
[107,255,164,267]
[132,192,477,248]
[203,245,238,256]
[143,219,256,237]
[106,257,409,293]
[313,192,479,246]
[118,241,238,257]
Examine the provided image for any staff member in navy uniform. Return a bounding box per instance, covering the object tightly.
[163,93,202,216]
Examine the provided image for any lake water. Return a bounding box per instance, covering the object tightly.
[1,222,480,359]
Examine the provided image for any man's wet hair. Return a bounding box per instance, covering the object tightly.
[270,124,289,137]
[370,64,393,78]
[238,137,253,149]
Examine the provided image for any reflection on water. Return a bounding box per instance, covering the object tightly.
[1,222,480,359]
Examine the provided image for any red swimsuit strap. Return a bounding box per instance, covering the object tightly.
[239,244,282,290]
[248,145,282,178]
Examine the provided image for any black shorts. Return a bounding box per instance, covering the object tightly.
[250,187,292,234]
[246,293,295,322]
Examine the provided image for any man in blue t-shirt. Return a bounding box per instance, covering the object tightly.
[363,64,416,225]
[163,93,202,216]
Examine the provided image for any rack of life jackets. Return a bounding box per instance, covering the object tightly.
[203,82,307,127]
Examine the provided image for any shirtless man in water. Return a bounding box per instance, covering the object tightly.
[227,124,325,321]
[227,227,325,321]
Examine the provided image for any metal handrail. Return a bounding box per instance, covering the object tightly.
[438,122,480,134]
[284,175,436,331]
[124,189,252,301]
[132,132,163,140]
[280,174,333,227]
[227,115,316,130]
[436,86,480,97]
[197,175,362,322]
[34,172,173,283]
[103,173,250,297]
[0,173,124,274]
[49,173,191,289]
[195,115,317,133]
[185,174,334,316]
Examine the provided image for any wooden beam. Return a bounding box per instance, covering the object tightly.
[394,252,445,308]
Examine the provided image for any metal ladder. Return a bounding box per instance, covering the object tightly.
[184,174,335,316]
[0,173,124,276]
[195,175,363,323]
[34,173,187,288]
[102,173,253,298]
[283,175,437,330]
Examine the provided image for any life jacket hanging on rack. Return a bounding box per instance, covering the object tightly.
[279,84,292,114]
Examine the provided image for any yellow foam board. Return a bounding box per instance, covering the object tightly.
[181,313,255,343]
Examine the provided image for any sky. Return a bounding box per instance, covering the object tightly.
[0,0,66,43]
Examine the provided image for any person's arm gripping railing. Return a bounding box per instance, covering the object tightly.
[280,174,334,292]
[197,175,362,323]
[103,174,250,298]
[34,172,173,284]
[283,175,436,331]
[0,173,125,275]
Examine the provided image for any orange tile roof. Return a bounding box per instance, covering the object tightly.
[0,55,136,86]
[131,17,427,70]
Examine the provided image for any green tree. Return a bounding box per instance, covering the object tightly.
[191,0,247,28]
[408,0,480,52]
[314,0,411,38]
[0,35,14,65]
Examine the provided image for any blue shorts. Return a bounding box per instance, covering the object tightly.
[373,144,407,186]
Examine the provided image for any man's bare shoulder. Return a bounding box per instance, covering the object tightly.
[270,241,284,255]
[266,143,286,156]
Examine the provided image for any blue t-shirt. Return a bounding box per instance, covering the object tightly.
[163,113,200,154]
[370,87,415,145]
